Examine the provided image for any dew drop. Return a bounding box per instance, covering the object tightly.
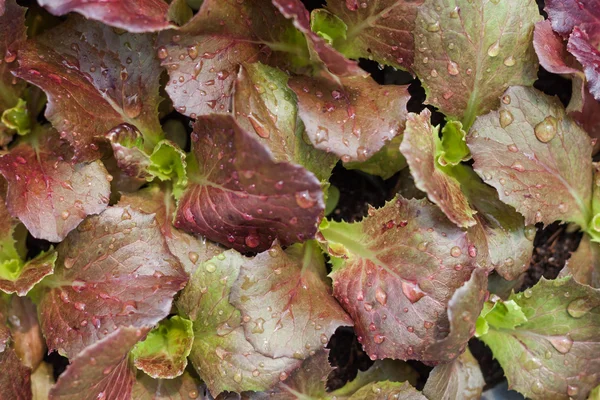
[61,210,70,220]
[188,390,199,399]
[534,116,558,143]
[295,190,317,208]
[531,381,543,394]
[502,95,511,104]
[315,126,329,144]
[567,385,579,397]
[320,333,329,344]
[549,335,573,354]
[523,288,532,298]
[487,41,500,57]
[401,281,425,303]
[447,61,459,76]
[373,334,385,344]
[188,252,199,264]
[426,21,440,32]
[157,47,168,60]
[510,161,525,172]
[375,287,388,306]
[503,55,516,67]
[567,298,592,318]
[507,144,519,152]
[499,109,514,128]
[245,234,260,248]
[205,262,217,273]
[279,371,288,381]
[233,372,242,383]
[468,244,477,258]
[450,246,462,258]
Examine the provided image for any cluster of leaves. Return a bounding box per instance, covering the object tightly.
[0,0,599,399]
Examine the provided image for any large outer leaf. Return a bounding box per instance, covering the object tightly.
[0,141,111,242]
[0,0,26,144]
[323,0,422,71]
[422,349,484,400]
[567,27,600,101]
[38,0,172,33]
[230,242,352,359]
[233,62,337,182]
[545,0,600,43]
[478,277,600,400]
[414,0,541,129]
[175,115,324,253]
[559,235,600,288]
[13,18,163,161]
[49,327,147,400]
[321,197,485,362]
[288,75,409,163]
[132,371,205,400]
[400,109,477,228]
[468,86,593,228]
[39,206,187,358]
[0,344,32,400]
[119,186,223,275]
[176,250,302,396]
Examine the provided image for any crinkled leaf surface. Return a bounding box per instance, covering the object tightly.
[119,186,223,275]
[400,109,477,228]
[175,115,324,253]
[320,197,485,361]
[545,0,600,43]
[230,242,352,359]
[478,277,600,400]
[0,0,26,142]
[233,62,337,182]
[0,250,56,296]
[414,0,541,129]
[39,206,187,358]
[132,371,205,400]
[0,138,111,242]
[422,349,484,400]
[131,316,194,379]
[289,75,409,163]
[559,235,600,288]
[468,86,593,228]
[348,381,426,400]
[106,123,153,181]
[322,0,422,72]
[13,17,164,161]
[38,0,172,33]
[49,327,147,400]
[176,250,301,396]
[0,344,32,400]
[568,28,600,101]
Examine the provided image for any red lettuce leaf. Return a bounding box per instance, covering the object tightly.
[13,17,164,161]
[422,348,485,400]
[49,327,148,400]
[323,0,422,72]
[175,115,324,253]
[568,27,600,101]
[0,344,32,400]
[132,370,205,400]
[38,206,187,358]
[0,138,111,242]
[38,0,172,33]
[0,250,56,296]
[545,0,600,43]
[560,235,600,288]
[320,197,485,362]
[533,20,582,76]
[288,75,409,163]
[568,77,600,154]
[230,242,352,359]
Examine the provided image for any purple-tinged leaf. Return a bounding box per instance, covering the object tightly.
[545,0,600,43]
[248,351,332,400]
[289,75,409,163]
[423,349,484,400]
[272,0,363,77]
[468,86,593,228]
[49,327,148,400]
[568,27,600,101]
[131,316,194,379]
[132,371,206,400]
[0,344,32,400]
[233,62,337,182]
[230,242,352,359]
[13,18,164,161]
[0,138,111,242]
[0,250,56,296]
[533,20,582,76]
[400,109,477,228]
[0,0,27,144]
[176,250,302,396]
[348,381,426,400]
[323,0,422,72]
[320,197,484,362]
[568,77,600,155]
[559,235,600,288]
[478,277,600,400]
[119,186,223,275]
[175,115,324,253]
[38,206,187,358]
[414,0,541,129]
[38,0,172,33]
[7,296,46,371]
[105,124,153,181]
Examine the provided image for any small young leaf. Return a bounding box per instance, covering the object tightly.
[230,242,353,359]
[289,75,409,164]
[310,9,347,45]
[478,277,600,399]
[49,327,147,400]
[422,349,485,400]
[38,206,187,358]
[131,316,194,379]
[37,0,172,32]
[400,109,477,228]
[105,123,152,181]
[1,98,30,136]
[176,250,302,396]
[147,140,188,199]
[439,121,470,166]
[468,86,593,228]
[132,371,205,400]
[0,250,56,296]
[175,115,324,253]
[414,0,541,129]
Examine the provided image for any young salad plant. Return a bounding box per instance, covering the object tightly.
[0,0,599,399]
